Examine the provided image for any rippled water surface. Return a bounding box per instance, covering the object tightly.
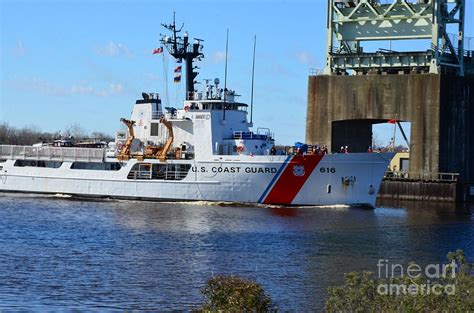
[0,194,473,310]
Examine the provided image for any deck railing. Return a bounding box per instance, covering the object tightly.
[0,145,105,163]
[384,171,459,183]
[233,131,272,141]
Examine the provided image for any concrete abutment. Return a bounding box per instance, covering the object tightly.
[306,73,474,182]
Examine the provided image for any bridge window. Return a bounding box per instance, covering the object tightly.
[14,160,62,168]
[71,162,122,171]
[198,102,248,111]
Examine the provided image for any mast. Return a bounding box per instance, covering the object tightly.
[250,35,256,124]
[160,13,204,100]
[223,29,229,121]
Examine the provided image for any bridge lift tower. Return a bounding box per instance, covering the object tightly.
[324,0,465,75]
[307,0,474,185]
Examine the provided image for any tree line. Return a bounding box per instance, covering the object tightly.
[0,122,114,146]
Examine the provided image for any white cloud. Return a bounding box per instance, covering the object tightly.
[70,82,94,95]
[295,50,315,65]
[13,40,26,57]
[5,77,125,97]
[211,51,227,64]
[69,81,124,97]
[108,83,123,93]
[95,41,132,57]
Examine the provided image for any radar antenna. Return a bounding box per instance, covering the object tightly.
[160,13,204,100]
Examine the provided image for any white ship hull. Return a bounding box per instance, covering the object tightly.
[0,153,393,206]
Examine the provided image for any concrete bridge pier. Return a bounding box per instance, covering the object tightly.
[306,73,474,182]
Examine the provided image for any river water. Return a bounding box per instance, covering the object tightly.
[0,193,472,311]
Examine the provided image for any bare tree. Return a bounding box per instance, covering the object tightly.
[63,123,87,139]
[90,131,114,143]
[0,123,10,144]
[371,132,384,149]
[0,123,113,145]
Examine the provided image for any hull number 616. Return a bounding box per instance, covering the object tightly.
[320,167,336,173]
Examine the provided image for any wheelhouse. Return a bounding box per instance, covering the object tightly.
[184,101,248,112]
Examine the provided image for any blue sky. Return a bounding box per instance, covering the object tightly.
[1,0,473,146]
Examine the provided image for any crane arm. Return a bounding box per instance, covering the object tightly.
[119,118,136,158]
[158,116,174,161]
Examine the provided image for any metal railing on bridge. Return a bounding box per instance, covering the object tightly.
[0,145,105,163]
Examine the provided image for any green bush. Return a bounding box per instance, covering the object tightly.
[198,275,273,312]
[325,250,474,312]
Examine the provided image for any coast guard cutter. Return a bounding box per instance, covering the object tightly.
[0,18,394,206]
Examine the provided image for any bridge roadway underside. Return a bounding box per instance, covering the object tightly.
[306,73,474,182]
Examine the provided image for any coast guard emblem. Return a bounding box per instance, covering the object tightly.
[292,165,305,177]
